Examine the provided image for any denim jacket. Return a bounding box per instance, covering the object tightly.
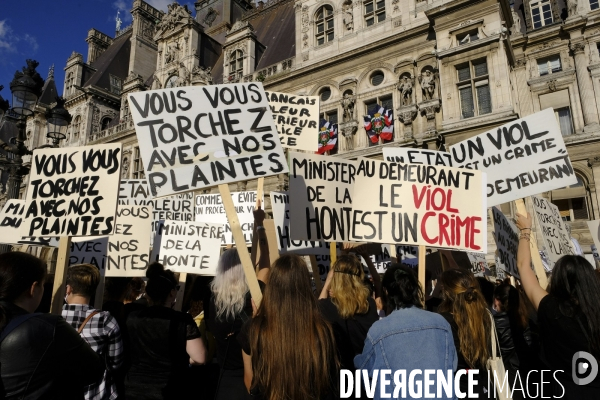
[354,306,458,400]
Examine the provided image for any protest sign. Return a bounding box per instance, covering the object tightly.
[532,195,574,266]
[491,206,520,278]
[289,152,358,242]
[22,144,122,237]
[270,191,332,254]
[119,179,193,245]
[69,237,108,270]
[151,220,223,275]
[106,205,152,277]
[265,91,319,152]
[467,251,489,277]
[0,200,58,246]
[449,109,577,207]
[383,148,453,167]
[350,158,487,252]
[128,83,289,197]
[195,191,263,244]
[587,220,600,254]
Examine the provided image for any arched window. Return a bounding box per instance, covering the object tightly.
[72,116,81,137]
[101,117,112,131]
[319,87,332,102]
[315,5,334,46]
[230,50,244,79]
[66,72,73,95]
[370,70,385,86]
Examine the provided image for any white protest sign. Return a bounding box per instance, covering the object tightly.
[128,83,288,197]
[270,191,331,255]
[106,205,152,277]
[587,220,600,254]
[22,144,122,237]
[289,152,357,242]
[591,244,600,262]
[0,200,58,246]
[383,147,454,167]
[70,237,108,270]
[265,91,319,152]
[449,109,577,207]
[491,206,520,278]
[351,158,487,252]
[467,251,489,277]
[195,191,262,244]
[152,220,223,275]
[532,195,574,267]
[118,179,194,245]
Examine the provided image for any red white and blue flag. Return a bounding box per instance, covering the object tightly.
[317,119,338,154]
[364,105,394,144]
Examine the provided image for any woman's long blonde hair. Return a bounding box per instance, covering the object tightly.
[249,255,338,400]
[330,255,371,319]
[438,269,491,369]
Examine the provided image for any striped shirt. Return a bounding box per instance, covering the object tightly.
[62,304,124,400]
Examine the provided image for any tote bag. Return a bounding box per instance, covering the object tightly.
[487,313,513,400]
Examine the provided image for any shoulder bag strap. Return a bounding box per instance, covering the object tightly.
[78,310,100,334]
[489,311,499,359]
[0,313,39,343]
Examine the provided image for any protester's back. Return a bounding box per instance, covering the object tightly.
[0,252,104,400]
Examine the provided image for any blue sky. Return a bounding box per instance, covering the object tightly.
[0,0,193,103]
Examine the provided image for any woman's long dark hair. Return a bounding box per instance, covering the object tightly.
[549,255,600,358]
[0,252,47,326]
[145,262,177,306]
[494,282,529,329]
[248,255,338,400]
[382,264,423,310]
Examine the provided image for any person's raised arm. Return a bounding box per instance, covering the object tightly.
[254,201,270,283]
[515,212,547,310]
[319,267,335,299]
[187,337,207,365]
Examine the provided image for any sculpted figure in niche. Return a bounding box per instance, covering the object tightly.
[176,62,190,87]
[151,75,162,90]
[165,41,179,64]
[511,9,521,34]
[343,1,354,30]
[341,93,355,121]
[397,75,414,106]
[568,0,578,16]
[419,70,436,101]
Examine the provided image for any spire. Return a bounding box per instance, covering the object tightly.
[47,64,54,80]
[116,11,122,33]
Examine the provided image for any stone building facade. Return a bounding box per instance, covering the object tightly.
[16,0,600,262]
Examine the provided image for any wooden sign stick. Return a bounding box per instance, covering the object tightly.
[250,177,265,268]
[173,272,187,311]
[418,245,426,309]
[515,199,548,289]
[309,255,323,294]
[219,184,263,305]
[330,242,337,265]
[50,237,72,315]
[389,244,397,263]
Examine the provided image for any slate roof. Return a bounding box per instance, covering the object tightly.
[83,31,132,91]
[38,75,58,107]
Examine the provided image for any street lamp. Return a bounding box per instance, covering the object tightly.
[45,97,72,146]
[9,59,44,117]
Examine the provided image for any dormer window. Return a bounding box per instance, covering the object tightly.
[537,55,562,76]
[531,0,553,29]
[230,50,244,79]
[109,75,122,95]
[315,5,334,46]
[457,29,479,46]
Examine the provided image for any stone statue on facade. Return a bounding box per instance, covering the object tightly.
[567,0,578,17]
[397,75,414,106]
[192,65,213,83]
[511,8,521,34]
[419,70,437,101]
[151,74,162,90]
[165,41,179,64]
[176,62,190,87]
[343,1,354,30]
[341,93,355,121]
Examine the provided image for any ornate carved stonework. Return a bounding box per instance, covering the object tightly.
[513,58,527,69]
[547,79,558,92]
[156,3,194,33]
[301,6,309,47]
[341,94,356,121]
[191,65,213,85]
[570,42,586,55]
[588,156,600,167]
[339,121,358,150]
[397,75,415,106]
[418,99,441,135]
[343,0,353,30]
[397,104,418,139]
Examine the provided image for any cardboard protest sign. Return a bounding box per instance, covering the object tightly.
[128,83,289,197]
[532,195,574,267]
[105,205,152,277]
[69,237,108,269]
[22,144,122,237]
[195,191,263,244]
[351,158,487,252]
[449,109,577,207]
[587,220,600,255]
[151,221,223,275]
[270,191,332,254]
[491,206,520,278]
[265,91,319,152]
[0,200,58,246]
[289,152,358,242]
[383,148,454,167]
[119,179,193,245]
[467,251,489,277]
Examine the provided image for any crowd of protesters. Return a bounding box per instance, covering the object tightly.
[1,209,600,400]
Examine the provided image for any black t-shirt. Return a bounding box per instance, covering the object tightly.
[205,280,265,370]
[538,295,600,397]
[318,297,379,370]
[125,306,201,398]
